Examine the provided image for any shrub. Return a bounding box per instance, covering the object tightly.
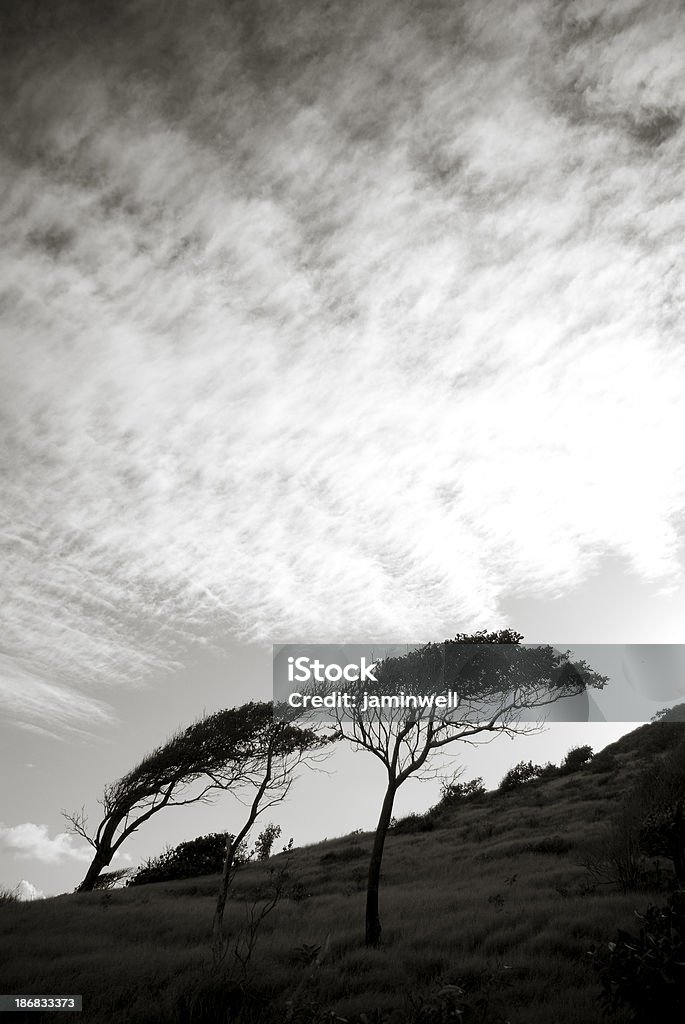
[587,739,685,892]
[498,761,554,791]
[590,890,685,1023]
[391,812,434,834]
[582,804,653,894]
[634,741,685,885]
[128,832,246,887]
[588,748,618,774]
[253,823,281,862]
[436,776,486,807]
[560,745,593,774]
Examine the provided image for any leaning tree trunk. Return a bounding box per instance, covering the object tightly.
[76,814,120,891]
[77,848,112,892]
[213,837,241,948]
[365,782,397,947]
[212,762,273,958]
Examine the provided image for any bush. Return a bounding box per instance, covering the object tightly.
[591,890,685,1023]
[436,776,486,807]
[392,812,435,834]
[498,761,555,792]
[128,833,244,887]
[560,745,593,774]
[253,823,281,862]
[588,740,685,891]
[588,748,618,774]
[634,740,685,883]
[583,801,654,894]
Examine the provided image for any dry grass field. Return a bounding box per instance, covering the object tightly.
[1,722,683,1024]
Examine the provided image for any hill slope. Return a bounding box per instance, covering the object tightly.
[1,720,684,1024]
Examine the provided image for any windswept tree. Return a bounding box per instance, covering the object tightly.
[211,705,334,955]
[65,702,320,893]
[321,630,608,946]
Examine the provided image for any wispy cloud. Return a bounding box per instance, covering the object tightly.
[0,654,114,735]
[0,823,92,865]
[1,1,685,723]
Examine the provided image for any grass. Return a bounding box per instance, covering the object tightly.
[1,726,682,1023]
[0,885,20,906]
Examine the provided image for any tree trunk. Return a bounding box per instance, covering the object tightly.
[212,764,273,957]
[213,838,239,949]
[77,848,111,892]
[365,782,397,947]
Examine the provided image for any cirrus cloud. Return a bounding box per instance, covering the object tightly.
[1,0,685,727]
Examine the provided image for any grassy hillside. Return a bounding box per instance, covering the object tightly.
[2,722,684,1024]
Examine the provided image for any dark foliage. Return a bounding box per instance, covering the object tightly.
[591,890,685,1023]
[391,812,436,834]
[610,719,685,758]
[588,748,618,774]
[633,740,685,885]
[560,745,593,774]
[436,776,487,807]
[128,833,241,887]
[71,702,333,893]
[254,824,282,862]
[498,761,557,792]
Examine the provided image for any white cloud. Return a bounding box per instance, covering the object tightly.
[1,0,685,724]
[15,879,45,901]
[0,823,92,865]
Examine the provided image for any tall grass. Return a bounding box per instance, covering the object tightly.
[1,730,677,1022]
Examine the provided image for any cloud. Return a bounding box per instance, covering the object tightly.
[1,0,685,722]
[0,823,92,865]
[0,654,114,736]
[15,879,45,901]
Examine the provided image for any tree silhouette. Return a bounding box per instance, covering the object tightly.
[65,702,319,892]
[210,706,333,959]
[322,630,608,946]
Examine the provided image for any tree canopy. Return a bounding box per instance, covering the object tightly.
[315,631,609,945]
[67,701,329,892]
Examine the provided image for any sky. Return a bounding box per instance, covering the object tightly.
[2,0,685,896]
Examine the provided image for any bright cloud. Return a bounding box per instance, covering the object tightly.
[0,823,92,865]
[1,1,685,726]
[15,879,45,901]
